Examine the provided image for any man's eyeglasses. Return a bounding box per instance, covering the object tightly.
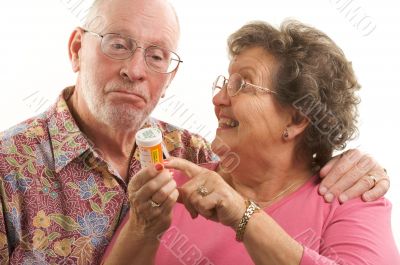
[212,73,276,97]
[83,29,182,74]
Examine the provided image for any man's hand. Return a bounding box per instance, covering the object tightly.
[319,149,390,203]
[128,163,179,237]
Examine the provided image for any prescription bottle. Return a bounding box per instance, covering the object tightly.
[135,127,164,168]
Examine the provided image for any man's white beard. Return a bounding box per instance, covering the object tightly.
[81,78,151,131]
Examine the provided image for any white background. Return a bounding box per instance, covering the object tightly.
[0,0,399,248]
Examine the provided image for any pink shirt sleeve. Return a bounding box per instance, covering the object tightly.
[299,198,400,264]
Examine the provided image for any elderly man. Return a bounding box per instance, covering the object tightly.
[0,0,389,263]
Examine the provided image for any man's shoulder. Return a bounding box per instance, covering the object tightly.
[0,113,49,170]
[1,113,48,144]
[150,118,218,164]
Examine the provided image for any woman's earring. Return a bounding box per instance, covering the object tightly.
[283,128,289,139]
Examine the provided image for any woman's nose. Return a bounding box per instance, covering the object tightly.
[212,86,231,107]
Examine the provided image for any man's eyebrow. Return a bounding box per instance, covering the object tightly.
[108,32,172,50]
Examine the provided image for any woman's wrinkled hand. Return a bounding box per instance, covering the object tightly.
[319,149,390,203]
[165,157,246,229]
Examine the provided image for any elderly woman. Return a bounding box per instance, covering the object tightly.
[103,21,399,264]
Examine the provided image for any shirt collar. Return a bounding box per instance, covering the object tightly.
[47,86,158,174]
[47,87,92,173]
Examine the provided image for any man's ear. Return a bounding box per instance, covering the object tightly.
[68,27,84,73]
[161,66,179,98]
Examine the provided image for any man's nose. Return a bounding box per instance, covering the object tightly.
[120,48,147,81]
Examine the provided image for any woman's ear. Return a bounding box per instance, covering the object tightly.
[285,110,309,140]
[68,27,84,73]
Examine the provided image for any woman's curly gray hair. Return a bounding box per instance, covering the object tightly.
[228,20,360,167]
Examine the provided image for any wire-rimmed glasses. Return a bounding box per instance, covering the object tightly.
[83,29,182,74]
[212,73,276,97]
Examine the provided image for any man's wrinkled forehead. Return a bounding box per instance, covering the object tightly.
[84,0,180,48]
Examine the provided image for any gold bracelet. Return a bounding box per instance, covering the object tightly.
[235,200,260,242]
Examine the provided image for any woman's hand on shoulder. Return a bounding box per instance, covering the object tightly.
[319,149,390,203]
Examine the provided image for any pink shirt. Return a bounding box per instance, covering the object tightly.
[155,163,399,265]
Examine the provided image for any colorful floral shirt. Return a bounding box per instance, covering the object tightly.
[0,87,216,264]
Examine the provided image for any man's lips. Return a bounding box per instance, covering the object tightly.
[109,90,147,102]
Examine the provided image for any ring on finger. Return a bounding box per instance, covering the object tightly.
[150,200,161,208]
[368,175,377,188]
[197,185,210,197]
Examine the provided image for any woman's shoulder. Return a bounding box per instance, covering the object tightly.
[270,175,393,227]
[328,195,393,224]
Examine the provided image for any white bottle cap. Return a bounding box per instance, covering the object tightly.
[135,127,163,147]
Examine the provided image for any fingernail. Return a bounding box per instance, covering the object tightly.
[155,163,164,171]
[362,193,371,202]
[359,158,370,169]
[339,194,348,203]
[319,186,327,195]
[324,192,334,202]
[167,171,174,180]
[163,160,169,166]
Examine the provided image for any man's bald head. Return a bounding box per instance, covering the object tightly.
[84,0,180,42]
